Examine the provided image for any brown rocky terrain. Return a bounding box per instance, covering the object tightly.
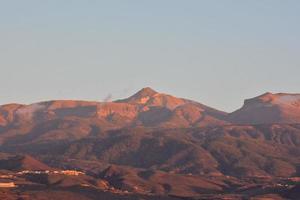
[0,88,300,199]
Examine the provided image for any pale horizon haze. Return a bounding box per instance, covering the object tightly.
[0,0,300,112]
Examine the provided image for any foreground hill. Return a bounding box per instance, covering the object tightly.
[0,152,299,200]
[0,153,51,171]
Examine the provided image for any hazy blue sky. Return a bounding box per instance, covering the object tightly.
[0,0,299,111]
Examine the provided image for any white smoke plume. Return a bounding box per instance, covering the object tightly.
[103,94,113,102]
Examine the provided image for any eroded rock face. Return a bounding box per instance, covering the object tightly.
[0,104,24,126]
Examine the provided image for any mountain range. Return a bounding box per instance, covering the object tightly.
[0,88,299,200]
[2,87,300,130]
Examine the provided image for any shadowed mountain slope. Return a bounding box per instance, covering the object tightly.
[1,124,299,178]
